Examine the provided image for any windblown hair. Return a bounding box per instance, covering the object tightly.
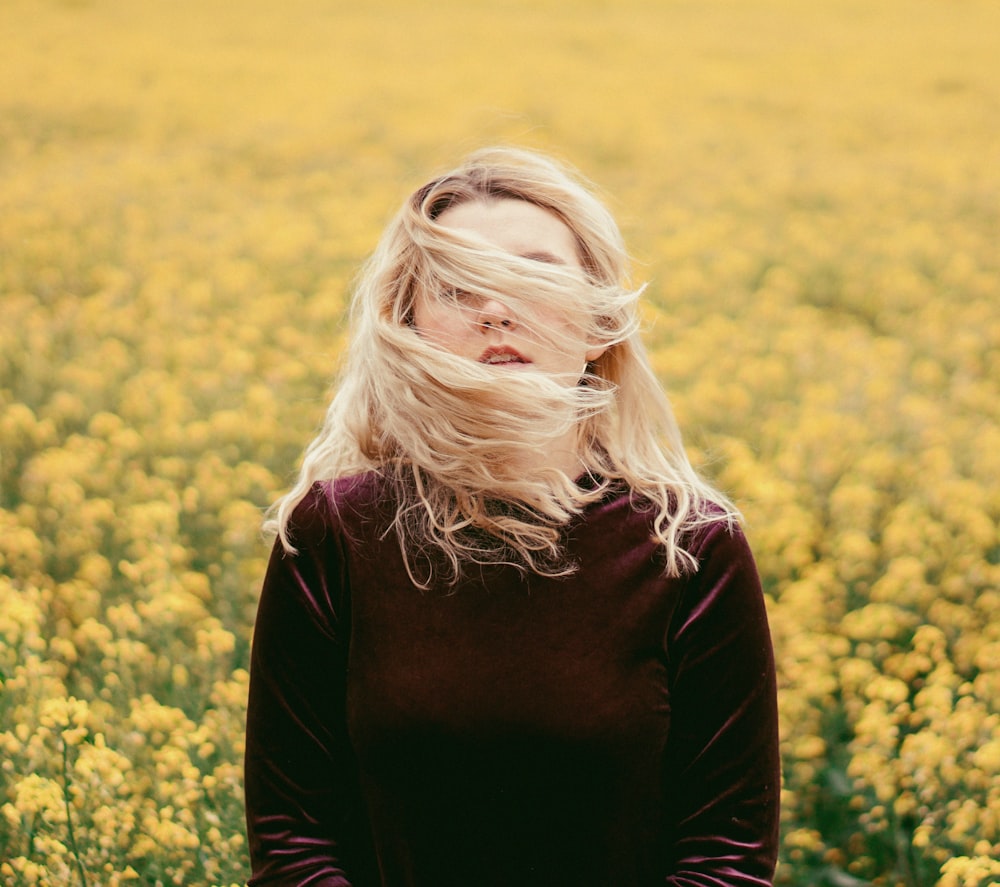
[268,146,736,585]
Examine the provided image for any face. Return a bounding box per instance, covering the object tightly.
[411,198,607,379]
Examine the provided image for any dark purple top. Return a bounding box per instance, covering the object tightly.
[245,473,780,886]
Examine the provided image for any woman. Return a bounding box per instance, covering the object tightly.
[244,147,780,886]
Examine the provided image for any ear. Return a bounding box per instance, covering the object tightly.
[584,343,608,363]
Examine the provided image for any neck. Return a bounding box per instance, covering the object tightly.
[533,425,587,482]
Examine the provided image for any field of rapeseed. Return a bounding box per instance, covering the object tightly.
[2,0,998,884]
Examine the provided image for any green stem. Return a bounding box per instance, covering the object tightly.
[61,733,89,887]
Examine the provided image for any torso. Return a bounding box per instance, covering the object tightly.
[331,473,691,886]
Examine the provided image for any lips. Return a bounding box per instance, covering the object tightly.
[479,345,529,365]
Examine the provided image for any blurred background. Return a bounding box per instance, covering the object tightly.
[2,1,998,884]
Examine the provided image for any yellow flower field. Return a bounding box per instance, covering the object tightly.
[2,0,998,884]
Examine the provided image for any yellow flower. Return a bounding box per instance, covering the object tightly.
[3,1,1000,882]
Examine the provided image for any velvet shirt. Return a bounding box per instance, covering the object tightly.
[245,474,780,886]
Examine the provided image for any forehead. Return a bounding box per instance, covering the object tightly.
[435,198,582,270]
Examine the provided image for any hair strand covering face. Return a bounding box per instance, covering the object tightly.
[266,147,737,586]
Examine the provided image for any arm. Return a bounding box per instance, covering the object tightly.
[244,488,371,886]
[662,522,780,887]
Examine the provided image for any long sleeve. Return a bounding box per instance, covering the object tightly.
[662,522,780,886]
[244,489,372,886]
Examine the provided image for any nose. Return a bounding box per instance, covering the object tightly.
[477,298,516,331]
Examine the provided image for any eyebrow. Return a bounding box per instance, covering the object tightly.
[519,251,567,265]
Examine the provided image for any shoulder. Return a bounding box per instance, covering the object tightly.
[284,471,392,551]
[595,484,744,556]
[682,517,765,622]
[614,485,756,584]
[687,514,755,569]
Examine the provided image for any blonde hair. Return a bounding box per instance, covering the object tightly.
[268,146,736,584]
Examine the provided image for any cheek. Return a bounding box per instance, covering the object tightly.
[536,308,591,349]
[412,301,473,350]
[412,297,444,334]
